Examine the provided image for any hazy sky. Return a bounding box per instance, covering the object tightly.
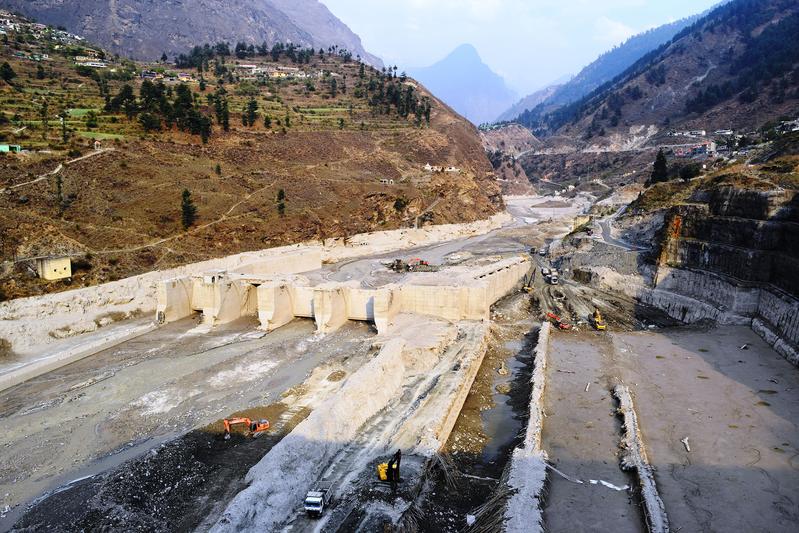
[324,0,720,95]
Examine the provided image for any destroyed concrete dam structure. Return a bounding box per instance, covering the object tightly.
[2,188,799,533]
[157,249,529,336]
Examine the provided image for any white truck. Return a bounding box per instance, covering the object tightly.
[304,482,332,518]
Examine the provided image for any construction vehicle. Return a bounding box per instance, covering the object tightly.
[388,258,438,273]
[549,272,560,285]
[546,312,572,330]
[522,273,534,293]
[377,449,402,485]
[304,482,333,518]
[223,417,270,440]
[592,309,607,331]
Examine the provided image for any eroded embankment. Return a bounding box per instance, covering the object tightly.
[502,322,550,533]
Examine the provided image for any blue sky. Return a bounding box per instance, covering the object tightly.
[324,0,721,95]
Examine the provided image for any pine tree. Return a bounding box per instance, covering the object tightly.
[276,189,286,217]
[181,189,198,230]
[39,100,49,139]
[651,149,668,184]
[0,61,16,83]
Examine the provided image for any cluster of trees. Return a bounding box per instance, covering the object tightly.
[356,67,432,126]
[106,81,212,142]
[647,149,703,186]
[175,41,356,72]
[0,61,16,83]
[232,41,315,63]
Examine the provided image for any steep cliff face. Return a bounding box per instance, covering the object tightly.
[658,182,799,298]
[643,167,799,363]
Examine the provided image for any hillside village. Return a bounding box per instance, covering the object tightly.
[0,10,499,301]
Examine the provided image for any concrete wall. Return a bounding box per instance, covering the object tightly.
[156,277,193,323]
[373,287,401,335]
[256,282,295,332]
[593,264,799,367]
[1,213,510,355]
[313,283,352,334]
[503,322,550,533]
[2,243,320,354]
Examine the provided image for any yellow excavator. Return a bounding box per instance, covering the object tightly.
[592,309,607,331]
[377,449,402,485]
[522,273,534,294]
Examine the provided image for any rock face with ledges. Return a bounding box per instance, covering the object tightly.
[660,185,799,298]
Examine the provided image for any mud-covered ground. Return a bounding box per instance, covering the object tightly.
[540,324,799,532]
[13,402,309,532]
[0,194,599,531]
[414,293,539,532]
[0,319,376,530]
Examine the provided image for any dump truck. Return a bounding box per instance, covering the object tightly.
[549,272,560,285]
[304,482,333,518]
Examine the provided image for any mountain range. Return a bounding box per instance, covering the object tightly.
[501,10,707,125]
[0,0,382,66]
[542,0,799,138]
[408,44,517,126]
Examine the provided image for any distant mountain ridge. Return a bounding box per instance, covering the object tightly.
[496,84,562,123]
[0,0,383,66]
[503,11,707,124]
[531,0,799,139]
[409,44,517,126]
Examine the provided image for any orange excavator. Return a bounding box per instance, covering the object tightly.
[223,417,270,440]
[546,312,572,330]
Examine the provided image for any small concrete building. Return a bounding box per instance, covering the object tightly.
[36,257,72,281]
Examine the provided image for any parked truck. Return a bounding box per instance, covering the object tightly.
[304,482,333,518]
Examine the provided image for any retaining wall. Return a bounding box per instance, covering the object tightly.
[593,265,799,367]
[503,322,550,533]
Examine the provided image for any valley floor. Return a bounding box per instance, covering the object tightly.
[0,195,797,533]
